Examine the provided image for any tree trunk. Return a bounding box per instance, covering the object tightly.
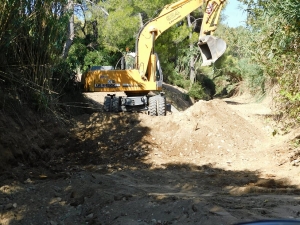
[138,13,144,28]
[187,14,195,85]
[62,0,74,59]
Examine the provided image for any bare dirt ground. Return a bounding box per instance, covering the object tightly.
[1,85,300,225]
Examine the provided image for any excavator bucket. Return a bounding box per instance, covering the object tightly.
[198,35,227,66]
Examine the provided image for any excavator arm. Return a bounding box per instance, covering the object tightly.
[136,0,227,77]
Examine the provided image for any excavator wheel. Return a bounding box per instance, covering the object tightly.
[148,96,157,116]
[111,97,120,113]
[103,96,112,112]
[157,96,166,116]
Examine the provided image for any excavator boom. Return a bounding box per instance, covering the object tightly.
[136,0,227,74]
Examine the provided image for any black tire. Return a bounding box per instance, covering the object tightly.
[157,96,166,116]
[103,96,111,112]
[111,97,120,113]
[148,97,157,116]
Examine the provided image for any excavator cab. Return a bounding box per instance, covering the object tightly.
[198,35,227,66]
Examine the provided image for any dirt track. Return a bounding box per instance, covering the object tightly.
[1,89,300,225]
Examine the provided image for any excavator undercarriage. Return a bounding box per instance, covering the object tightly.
[103,92,166,116]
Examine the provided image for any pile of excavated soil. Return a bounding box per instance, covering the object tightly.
[139,99,268,169]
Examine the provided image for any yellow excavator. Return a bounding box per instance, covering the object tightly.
[82,0,227,116]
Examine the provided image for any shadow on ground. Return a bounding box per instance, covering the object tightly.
[225,101,246,106]
[1,161,300,225]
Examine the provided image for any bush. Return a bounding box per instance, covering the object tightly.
[188,82,210,101]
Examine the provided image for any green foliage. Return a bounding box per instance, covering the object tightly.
[67,41,88,70]
[96,0,173,52]
[155,31,180,82]
[100,8,140,52]
[188,82,210,100]
[83,51,109,69]
[210,22,267,97]
[74,0,171,71]
[171,23,190,44]
[168,71,190,89]
[238,58,265,94]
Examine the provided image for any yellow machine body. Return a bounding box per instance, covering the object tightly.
[84,69,161,93]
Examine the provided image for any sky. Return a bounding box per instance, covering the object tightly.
[223,0,248,27]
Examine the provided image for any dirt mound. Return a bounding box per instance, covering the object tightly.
[0,109,66,172]
[138,99,270,170]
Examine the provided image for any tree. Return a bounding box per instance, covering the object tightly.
[62,0,75,59]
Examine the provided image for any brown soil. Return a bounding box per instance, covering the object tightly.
[1,86,300,225]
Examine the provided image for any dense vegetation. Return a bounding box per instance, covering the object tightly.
[0,0,72,114]
[0,0,299,124]
[240,0,300,124]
